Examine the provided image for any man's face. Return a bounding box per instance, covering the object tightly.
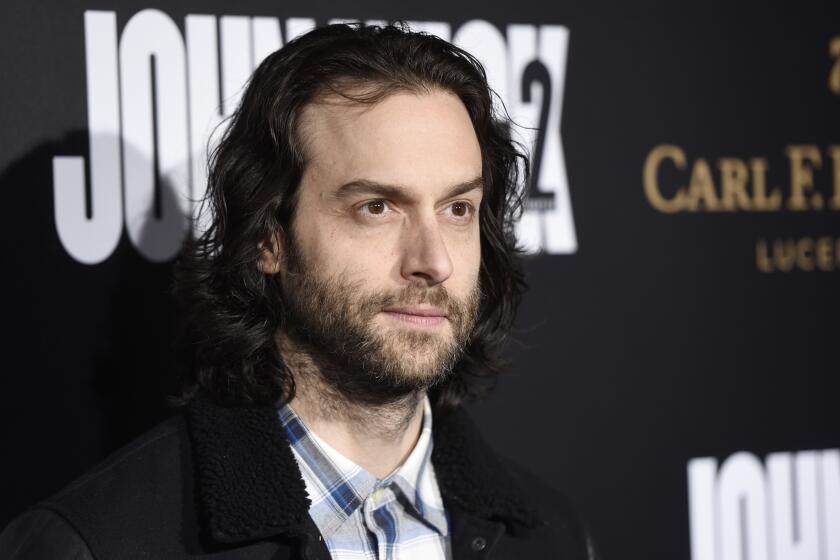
[277,89,484,402]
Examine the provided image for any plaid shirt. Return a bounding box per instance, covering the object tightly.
[278,397,450,560]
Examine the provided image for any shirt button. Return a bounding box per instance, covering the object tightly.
[471,537,487,551]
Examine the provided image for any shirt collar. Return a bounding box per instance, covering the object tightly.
[383,397,448,534]
[278,395,447,539]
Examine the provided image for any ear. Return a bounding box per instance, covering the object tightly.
[257,232,284,275]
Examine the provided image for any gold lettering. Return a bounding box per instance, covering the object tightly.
[758,237,840,272]
[786,145,822,211]
[796,237,815,271]
[816,237,834,271]
[829,145,840,210]
[749,158,782,211]
[686,159,720,211]
[643,144,686,213]
[718,158,752,211]
[756,239,773,272]
[830,36,840,95]
[774,239,796,272]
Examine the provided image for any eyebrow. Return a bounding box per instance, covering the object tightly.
[333,176,484,202]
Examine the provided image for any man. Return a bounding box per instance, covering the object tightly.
[0,23,596,559]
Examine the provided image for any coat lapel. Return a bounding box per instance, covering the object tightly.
[186,392,311,543]
[432,406,542,529]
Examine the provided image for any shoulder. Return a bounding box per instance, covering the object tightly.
[2,415,191,559]
[431,406,599,559]
[0,509,93,560]
[48,414,187,509]
[499,457,600,559]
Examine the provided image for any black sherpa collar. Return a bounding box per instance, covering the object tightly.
[186,392,541,544]
[431,406,542,529]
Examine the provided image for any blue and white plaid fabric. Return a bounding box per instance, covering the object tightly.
[278,397,450,560]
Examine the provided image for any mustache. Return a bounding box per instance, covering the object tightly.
[358,283,479,321]
[374,285,449,307]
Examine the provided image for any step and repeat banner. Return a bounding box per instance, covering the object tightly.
[1,2,838,559]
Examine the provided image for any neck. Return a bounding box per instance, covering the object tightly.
[279,334,425,479]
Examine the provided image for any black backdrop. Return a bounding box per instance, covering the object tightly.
[2,3,839,559]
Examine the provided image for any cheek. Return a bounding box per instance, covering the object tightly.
[447,227,482,285]
[305,223,402,282]
[290,211,344,278]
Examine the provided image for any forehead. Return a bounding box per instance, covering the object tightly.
[297,89,483,194]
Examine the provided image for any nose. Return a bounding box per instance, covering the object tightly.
[399,218,454,286]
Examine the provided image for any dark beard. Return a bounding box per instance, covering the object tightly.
[279,242,480,407]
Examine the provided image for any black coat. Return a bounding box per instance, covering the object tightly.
[0,393,597,559]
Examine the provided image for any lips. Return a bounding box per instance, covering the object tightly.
[381,306,448,326]
[382,306,447,318]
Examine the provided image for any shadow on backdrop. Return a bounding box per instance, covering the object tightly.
[0,129,186,526]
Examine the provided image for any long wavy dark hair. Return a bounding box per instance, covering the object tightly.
[174,22,529,411]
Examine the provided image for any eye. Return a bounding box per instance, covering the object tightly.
[365,200,386,214]
[446,200,475,222]
[357,199,391,218]
[451,201,469,217]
